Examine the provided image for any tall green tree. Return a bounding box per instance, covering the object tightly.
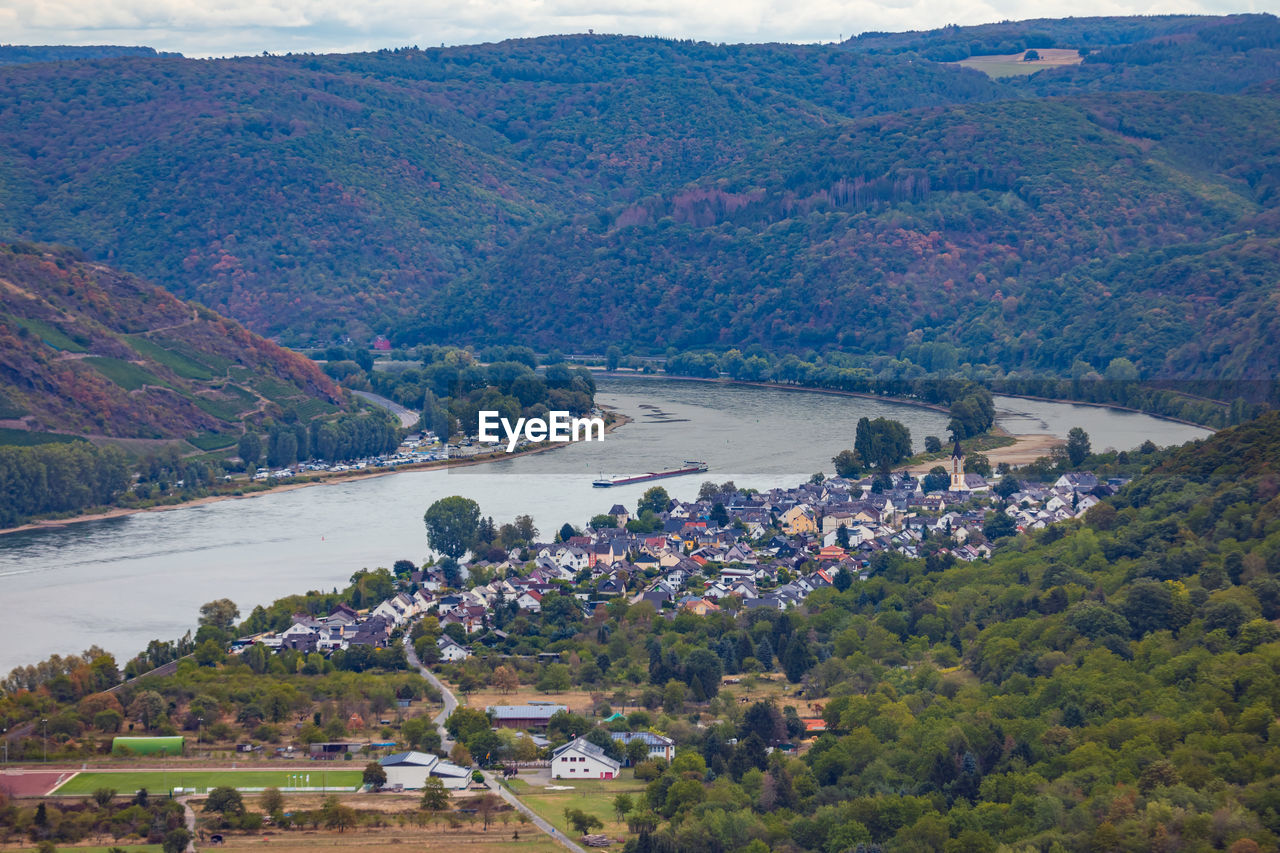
[423,496,481,558]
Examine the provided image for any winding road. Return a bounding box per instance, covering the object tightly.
[402,635,586,853]
[353,390,421,429]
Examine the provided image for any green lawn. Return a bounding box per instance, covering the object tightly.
[63,846,162,853]
[53,769,363,795]
[508,772,644,839]
[0,427,86,446]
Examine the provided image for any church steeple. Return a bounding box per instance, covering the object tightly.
[950,439,966,491]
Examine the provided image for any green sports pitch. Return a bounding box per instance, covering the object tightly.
[52,769,363,795]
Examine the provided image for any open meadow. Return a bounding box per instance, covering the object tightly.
[507,771,645,841]
[955,48,1084,78]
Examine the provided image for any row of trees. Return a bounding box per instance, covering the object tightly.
[0,442,131,527]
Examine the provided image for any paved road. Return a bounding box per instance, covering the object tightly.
[177,795,197,852]
[484,771,587,853]
[352,390,421,429]
[403,634,456,754]
[403,635,587,853]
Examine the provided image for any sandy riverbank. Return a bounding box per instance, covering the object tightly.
[0,409,632,537]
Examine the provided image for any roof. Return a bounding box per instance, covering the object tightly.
[553,737,622,771]
[610,731,674,747]
[488,704,568,720]
[431,761,472,778]
[380,750,440,768]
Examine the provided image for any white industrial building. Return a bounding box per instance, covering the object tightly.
[378,750,472,789]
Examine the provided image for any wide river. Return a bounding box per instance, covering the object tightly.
[0,377,1209,672]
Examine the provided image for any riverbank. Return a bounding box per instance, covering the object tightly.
[0,408,632,537]
[597,373,1079,467]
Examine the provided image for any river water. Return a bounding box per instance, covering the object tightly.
[0,378,1209,672]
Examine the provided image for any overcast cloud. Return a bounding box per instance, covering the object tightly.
[0,0,1270,58]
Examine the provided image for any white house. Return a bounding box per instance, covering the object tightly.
[437,636,471,662]
[551,737,622,780]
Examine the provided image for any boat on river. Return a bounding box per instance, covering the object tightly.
[592,461,709,488]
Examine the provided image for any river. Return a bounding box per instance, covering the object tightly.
[0,377,1210,672]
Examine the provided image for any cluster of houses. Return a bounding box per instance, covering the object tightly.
[246,447,1121,660]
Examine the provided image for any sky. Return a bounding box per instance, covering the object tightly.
[0,0,1271,58]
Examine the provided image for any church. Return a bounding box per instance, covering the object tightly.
[948,440,991,492]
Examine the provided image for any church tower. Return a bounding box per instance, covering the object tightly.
[949,439,966,491]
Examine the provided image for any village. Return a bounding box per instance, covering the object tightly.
[234,442,1122,787]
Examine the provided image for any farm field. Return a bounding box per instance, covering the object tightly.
[507,772,644,841]
[456,686,597,715]
[52,769,364,795]
[955,47,1084,77]
[212,829,559,852]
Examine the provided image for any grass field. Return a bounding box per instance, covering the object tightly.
[53,769,364,795]
[508,772,644,840]
[955,47,1084,78]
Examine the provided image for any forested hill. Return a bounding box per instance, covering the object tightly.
[0,45,181,66]
[0,37,1002,343]
[427,89,1280,380]
[0,244,344,441]
[0,16,1277,378]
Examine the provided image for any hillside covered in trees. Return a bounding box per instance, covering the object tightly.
[0,14,1276,390]
[0,243,345,442]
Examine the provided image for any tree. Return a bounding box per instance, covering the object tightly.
[922,466,950,493]
[924,435,943,453]
[558,522,576,542]
[237,432,261,470]
[362,761,387,789]
[162,829,192,853]
[626,737,651,766]
[204,787,245,814]
[613,793,634,822]
[92,787,116,807]
[128,691,167,730]
[420,777,450,812]
[854,417,912,470]
[590,514,617,529]
[1023,48,1041,60]
[983,513,1017,540]
[322,796,357,832]
[638,486,670,516]
[1066,427,1091,467]
[994,475,1021,499]
[423,496,481,559]
[832,449,861,478]
[564,807,603,835]
[492,665,519,694]
[198,599,239,631]
[193,639,225,667]
[260,787,284,815]
[606,346,621,371]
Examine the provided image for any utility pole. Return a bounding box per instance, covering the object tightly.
[2,727,8,764]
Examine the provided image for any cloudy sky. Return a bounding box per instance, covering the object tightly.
[0,0,1269,58]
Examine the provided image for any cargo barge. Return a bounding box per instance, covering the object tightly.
[592,461,709,488]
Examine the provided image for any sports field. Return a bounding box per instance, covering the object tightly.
[52,769,363,795]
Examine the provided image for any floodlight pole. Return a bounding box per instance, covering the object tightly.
[41,719,48,762]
